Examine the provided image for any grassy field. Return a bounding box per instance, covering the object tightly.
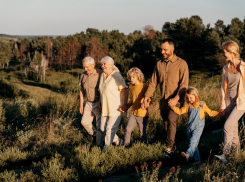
[0,65,245,181]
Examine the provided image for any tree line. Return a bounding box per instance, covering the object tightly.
[0,15,245,80]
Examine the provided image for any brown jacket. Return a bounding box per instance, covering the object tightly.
[145,55,189,110]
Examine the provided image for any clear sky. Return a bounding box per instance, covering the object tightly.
[0,0,244,35]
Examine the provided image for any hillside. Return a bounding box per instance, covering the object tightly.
[2,65,244,181]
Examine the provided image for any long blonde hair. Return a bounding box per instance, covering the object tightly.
[222,41,240,58]
[185,87,201,105]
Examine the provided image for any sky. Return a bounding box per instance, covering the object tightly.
[0,0,244,36]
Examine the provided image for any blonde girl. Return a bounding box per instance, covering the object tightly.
[169,87,219,163]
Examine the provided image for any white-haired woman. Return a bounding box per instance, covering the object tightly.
[98,56,128,152]
[215,41,245,162]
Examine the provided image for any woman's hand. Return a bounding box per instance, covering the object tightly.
[219,109,226,116]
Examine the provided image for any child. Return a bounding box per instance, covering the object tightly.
[120,67,150,148]
[168,87,219,163]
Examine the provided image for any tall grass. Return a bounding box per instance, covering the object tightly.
[0,71,239,181]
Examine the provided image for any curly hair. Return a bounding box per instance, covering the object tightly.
[127,67,144,82]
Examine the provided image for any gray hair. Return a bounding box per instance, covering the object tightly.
[82,56,95,65]
[101,56,120,72]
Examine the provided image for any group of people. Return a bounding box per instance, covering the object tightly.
[79,38,244,163]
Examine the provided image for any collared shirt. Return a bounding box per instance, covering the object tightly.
[220,60,245,110]
[145,55,189,110]
[79,68,102,102]
[99,70,127,116]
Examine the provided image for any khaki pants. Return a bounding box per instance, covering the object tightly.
[161,108,179,149]
[224,104,244,154]
[124,113,148,148]
[101,116,121,146]
[81,101,103,146]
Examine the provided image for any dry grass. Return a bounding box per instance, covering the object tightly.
[0,37,18,43]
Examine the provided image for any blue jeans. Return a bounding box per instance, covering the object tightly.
[186,125,204,161]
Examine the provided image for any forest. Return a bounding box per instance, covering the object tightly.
[0,15,245,181]
[0,15,245,79]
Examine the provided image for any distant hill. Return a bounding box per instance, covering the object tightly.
[0,34,20,38]
[0,34,67,39]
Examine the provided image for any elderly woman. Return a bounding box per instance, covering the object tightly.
[98,56,128,152]
[215,41,245,162]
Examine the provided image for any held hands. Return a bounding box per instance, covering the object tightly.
[168,100,174,108]
[168,97,178,108]
[119,104,128,113]
[140,98,148,110]
[97,104,102,112]
[219,109,226,117]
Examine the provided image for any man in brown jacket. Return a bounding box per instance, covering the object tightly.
[141,38,189,157]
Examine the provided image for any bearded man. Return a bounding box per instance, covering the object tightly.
[141,38,189,157]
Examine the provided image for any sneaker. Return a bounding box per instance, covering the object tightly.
[215,154,227,163]
[115,138,124,146]
[165,150,172,158]
[181,151,189,162]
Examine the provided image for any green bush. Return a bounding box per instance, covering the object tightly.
[136,161,181,182]
[0,169,40,182]
[3,99,39,129]
[0,99,5,132]
[0,170,18,182]
[0,79,20,98]
[0,147,36,168]
[18,170,40,182]
[75,142,166,179]
[35,153,77,182]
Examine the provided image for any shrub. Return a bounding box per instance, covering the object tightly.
[19,170,40,182]
[75,142,166,179]
[136,161,181,182]
[35,153,77,182]
[0,170,18,182]
[0,79,20,98]
[0,147,36,168]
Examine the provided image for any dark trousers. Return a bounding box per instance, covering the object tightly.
[161,108,179,149]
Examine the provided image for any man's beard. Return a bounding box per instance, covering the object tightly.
[163,52,173,60]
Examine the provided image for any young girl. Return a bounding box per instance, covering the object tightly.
[168,87,219,163]
[120,67,151,148]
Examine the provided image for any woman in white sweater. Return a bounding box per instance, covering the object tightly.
[98,56,128,153]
